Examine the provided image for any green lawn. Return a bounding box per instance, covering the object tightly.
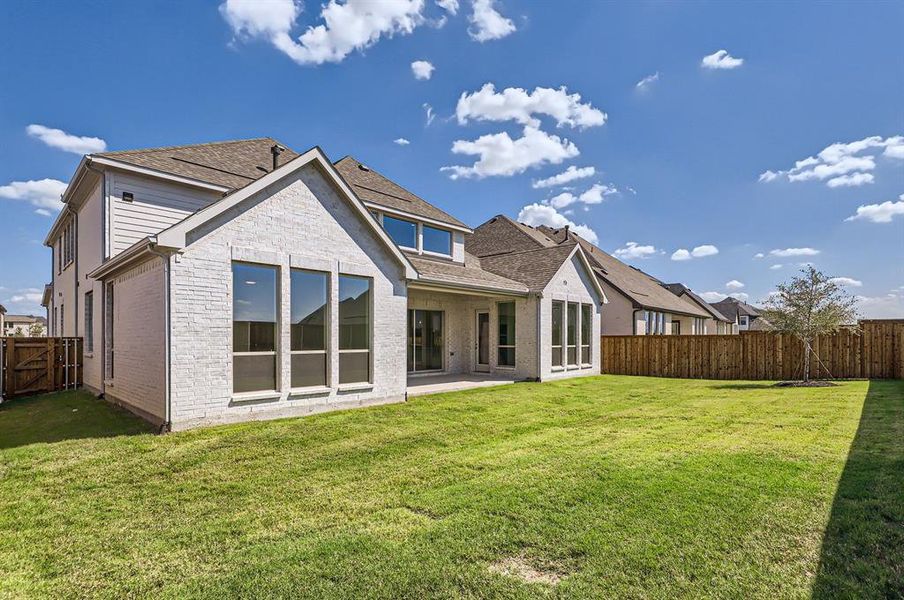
[0,376,901,599]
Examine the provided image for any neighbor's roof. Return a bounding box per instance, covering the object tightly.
[710,297,762,321]
[334,156,469,230]
[663,283,733,322]
[0,304,5,314]
[3,314,46,324]
[96,138,300,191]
[408,252,529,294]
[533,225,711,318]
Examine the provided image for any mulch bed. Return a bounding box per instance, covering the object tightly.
[774,380,838,388]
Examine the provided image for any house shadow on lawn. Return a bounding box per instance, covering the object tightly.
[0,390,152,450]
[811,379,904,598]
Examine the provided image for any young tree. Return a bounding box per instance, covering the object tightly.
[761,266,858,381]
[28,322,45,337]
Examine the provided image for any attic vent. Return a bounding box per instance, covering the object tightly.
[122,192,134,202]
[358,163,371,172]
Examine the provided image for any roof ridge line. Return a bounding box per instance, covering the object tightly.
[98,137,287,156]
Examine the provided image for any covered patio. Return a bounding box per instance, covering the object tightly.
[406,372,517,397]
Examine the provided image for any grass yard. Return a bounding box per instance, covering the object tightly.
[0,376,901,599]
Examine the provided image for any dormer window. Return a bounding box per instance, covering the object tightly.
[422,225,451,256]
[383,215,417,250]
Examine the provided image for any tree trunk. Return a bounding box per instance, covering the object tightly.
[803,341,811,382]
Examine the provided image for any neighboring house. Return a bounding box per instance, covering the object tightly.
[0,304,5,334]
[662,283,737,334]
[709,297,772,331]
[2,314,47,337]
[468,220,711,335]
[43,138,606,430]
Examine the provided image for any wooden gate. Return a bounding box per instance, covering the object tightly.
[0,337,82,399]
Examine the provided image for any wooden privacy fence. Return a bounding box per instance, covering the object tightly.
[600,320,904,380]
[0,337,82,399]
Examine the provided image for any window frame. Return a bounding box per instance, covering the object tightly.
[232,261,280,396]
[381,214,418,251]
[551,301,564,368]
[566,302,578,366]
[580,304,592,366]
[84,291,94,353]
[338,274,373,385]
[421,224,452,257]
[290,268,330,390]
[496,301,516,368]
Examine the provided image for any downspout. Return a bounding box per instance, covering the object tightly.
[147,240,172,432]
[535,292,542,381]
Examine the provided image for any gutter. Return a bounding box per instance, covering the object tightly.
[146,240,172,432]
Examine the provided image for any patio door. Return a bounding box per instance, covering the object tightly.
[408,309,444,372]
[475,311,490,372]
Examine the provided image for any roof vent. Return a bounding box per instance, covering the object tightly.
[358,163,371,172]
[270,144,286,170]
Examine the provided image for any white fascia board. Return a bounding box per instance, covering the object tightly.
[569,245,608,304]
[364,202,472,234]
[155,147,419,280]
[89,156,232,193]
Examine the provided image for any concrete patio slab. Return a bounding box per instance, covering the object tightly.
[407,373,518,397]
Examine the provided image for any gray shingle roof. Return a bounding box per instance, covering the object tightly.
[479,243,579,293]
[533,225,711,318]
[408,252,529,294]
[710,297,762,321]
[97,138,300,191]
[663,283,733,322]
[334,156,468,229]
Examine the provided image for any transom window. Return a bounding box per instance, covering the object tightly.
[383,215,417,249]
[338,275,372,384]
[290,269,328,388]
[232,263,278,394]
[497,301,516,367]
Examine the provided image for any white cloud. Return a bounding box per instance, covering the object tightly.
[700,291,749,303]
[517,203,598,245]
[829,277,863,287]
[725,280,745,290]
[544,183,615,209]
[532,165,596,189]
[614,241,659,260]
[827,172,874,188]
[753,252,765,259]
[701,49,744,70]
[411,59,435,80]
[845,194,904,224]
[220,0,426,66]
[855,293,904,319]
[394,138,411,145]
[468,0,515,42]
[436,0,459,14]
[423,103,435,126]
[671,244,719,261]
[769,247,820,257]
[2,287,45,314]
[0,178,67,212]
[769,264,783,270]
[441,126,579,179]
[455,83,606,129]
[26,124,106,154]
[760,135,903,188]
[635,72,660,91]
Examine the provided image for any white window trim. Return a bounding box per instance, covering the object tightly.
[373,210,454,258]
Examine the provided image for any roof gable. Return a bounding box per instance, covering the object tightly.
[154,147,417,279]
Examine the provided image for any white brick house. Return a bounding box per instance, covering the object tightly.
[43,139,606,430]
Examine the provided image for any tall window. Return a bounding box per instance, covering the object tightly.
[383,215,417,249]
[338,275,371,384]
[408,309,444,371]
[291,269,328,388]
[566,302,578,365]
[84,291,94,352]
[422,225,451,255]
[497,301,516,367]
[581,304,591,365]
[232,263,278,394]
[551,301,564,367]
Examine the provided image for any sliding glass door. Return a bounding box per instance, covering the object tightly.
[408,309,444,372]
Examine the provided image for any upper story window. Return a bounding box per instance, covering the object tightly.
[58,218,75,272]
[422,225,451,256]
[383,215,417,249]
[740,315,748,326]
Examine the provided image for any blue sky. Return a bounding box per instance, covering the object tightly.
[1,0,902,317]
